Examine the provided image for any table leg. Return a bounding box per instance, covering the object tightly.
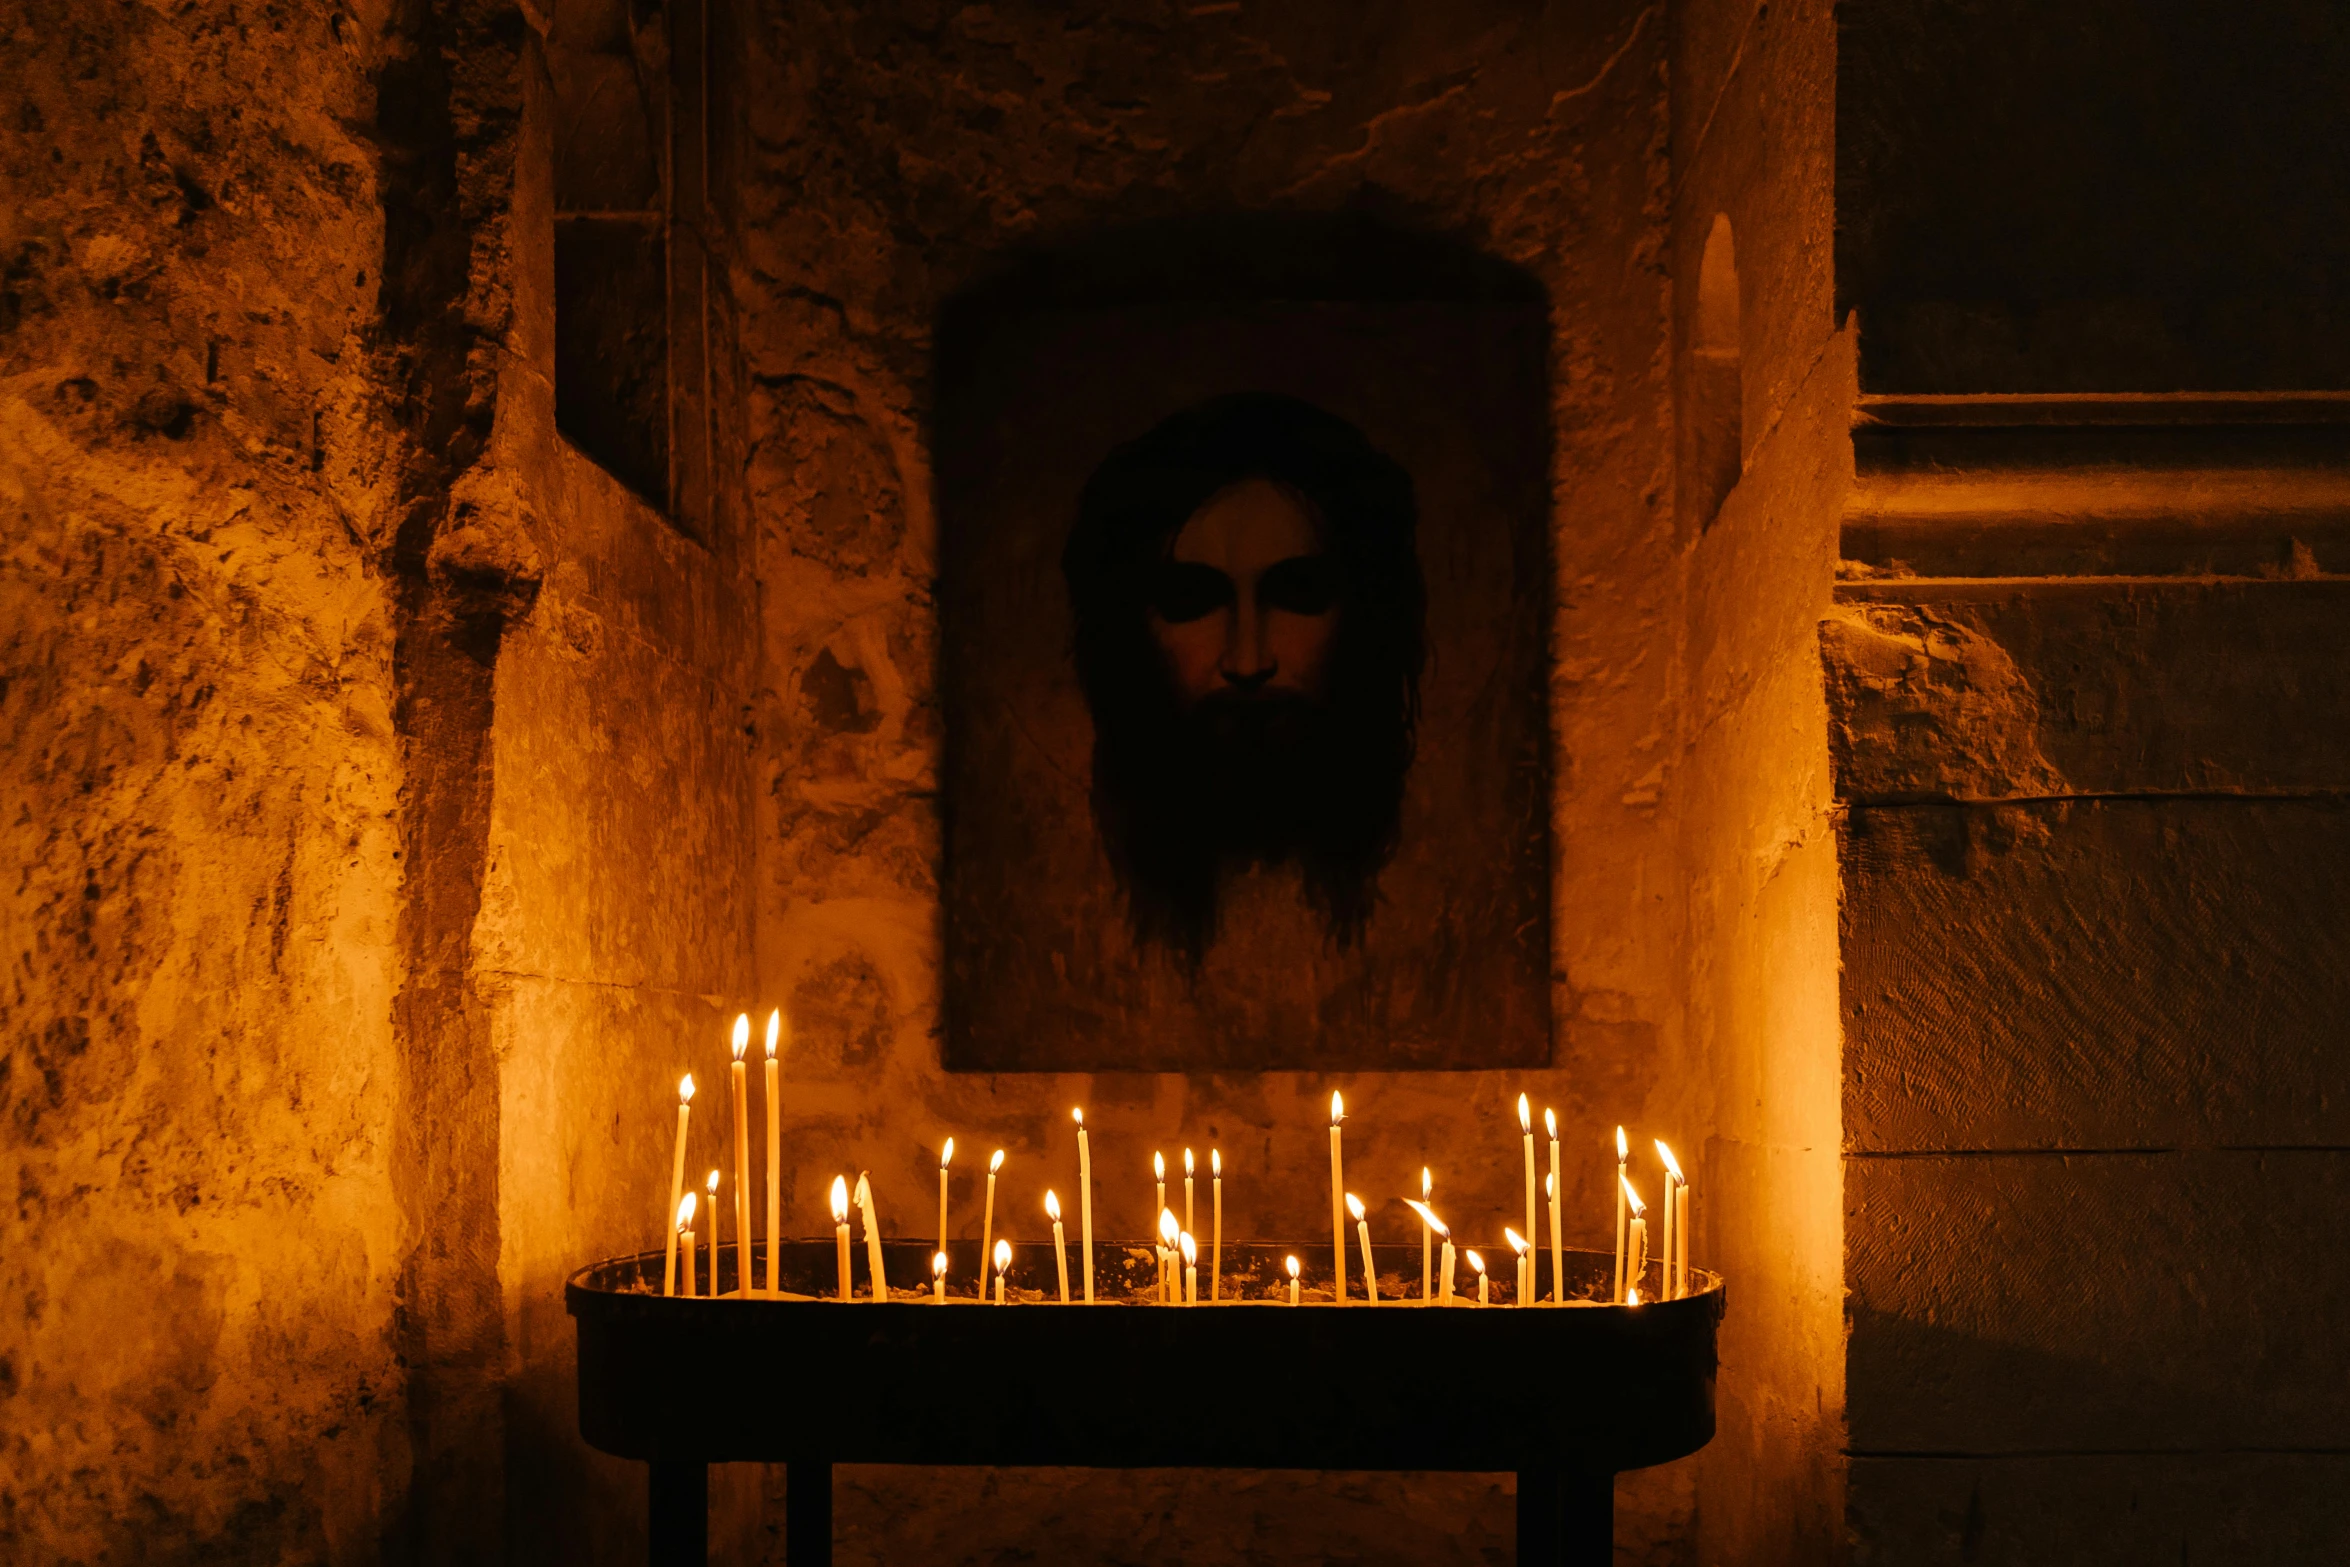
[787,1459,832,1566]
[1518,1467,1612,1566]
[648,1461,706,1567]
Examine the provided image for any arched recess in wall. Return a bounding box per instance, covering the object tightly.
[1680,213,1744,530]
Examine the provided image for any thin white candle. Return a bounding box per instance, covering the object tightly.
[937,1137,954,1279]
[1677,1174,1690,1298]
[1046,1189,1070,1302]
[1346,1192,1379,1305]
[979,1148,1004,1299]
[1286,1253,1301,1306]
[1621,1173,1647,1302]
[1073,1109,1094,1304]
[1468,1249,1488,1306]
[932,1249,948,1304]
[992,1238,1011,1304]
[1612,1126,1630,1303]
[1518,1095,1536,1293]
[854,1171,886,1302]
[1328,1092,1347,1305]
[763,1011,782,1297]
[1547,1109,1564,1303]
[1183,1147,1196,1242]
[670,1192,697,1297]
[1157,1207,1180,1304]
[729,1016,751,1300]
[1441,1238,1455,1302]
[705,1169,722,1297]
[1655,1140,1682,1300]
[1506,1227,1530,1308]
[831,1174,852,1302]
[1153,1150,1166,1255]
[663,1075,693,1298]
[1405,1199,1450,1304]
[1420,1167,1433,1301]
[1210,1148,1223,1302]
[1180,1230,1197,1305]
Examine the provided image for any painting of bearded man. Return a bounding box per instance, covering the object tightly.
[937,302,1550,1072]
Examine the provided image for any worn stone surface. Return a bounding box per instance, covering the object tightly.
[1846,1149,2350,1453]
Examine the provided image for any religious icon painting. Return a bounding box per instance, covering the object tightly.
[936,300,1551,1071]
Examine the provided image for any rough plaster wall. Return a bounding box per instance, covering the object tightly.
[1666,1,1848,1563]
[734,3,1711,1561]
[0,4,410,1560]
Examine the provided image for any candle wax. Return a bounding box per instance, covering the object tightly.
[763,1058,780,1298]
[663,1099,690,1297]
[681,1231,697,1297]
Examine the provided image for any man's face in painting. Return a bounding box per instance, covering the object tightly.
[1063,394,1425,961]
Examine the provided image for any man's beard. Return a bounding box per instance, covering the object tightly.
[1173,689,1333,864]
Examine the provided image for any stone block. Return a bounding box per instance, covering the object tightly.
[1846,1150,2350,1453]
[1841,801,2350,1151]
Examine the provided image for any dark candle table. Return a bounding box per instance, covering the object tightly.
[569,1239,1722,1566]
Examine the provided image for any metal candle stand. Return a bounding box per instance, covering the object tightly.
[569,1239,1722,1565]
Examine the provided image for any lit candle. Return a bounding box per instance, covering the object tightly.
[1157,1207,1180,1304]
[1182,1147,1196,1242]
[1621,1174,1648,1302]
[1073,1109,1094,1304]
[979,1148,1004,1300]
[1655,1141,1683,1300]
[992,1238,1011,1304]
[1180,1231,1197,1305]
[1210,1148,1223,1302]
[1346,1193,1379,1305]
[1546,1109,1564,1303]
[1405,1199,1451,1304]
[854,1171,887,1302]
[705,1169,722,1297]
[831,1175,852,1302]
[1419,1167,1433,1302]
[763,1012,783,1298]
[937,1137,954,1279]
[1517,1095,1536,1293]
[678,1192,698,1298]
[932,1249,948,1304]
[1153,1150,1166,1250]
[1046,1189,1070,1302]
[729,1015,751,1300]
[1506,1227,1531,1306]
[1468,1248,1488,1306]
[663,1074,694,1298]
[1676,1162,1690,1298]
[1626,1285,1641,1306]
[1328,1092,1347,1305]
[1286,1254,1301,1306]
[1612,1126,1630,1303]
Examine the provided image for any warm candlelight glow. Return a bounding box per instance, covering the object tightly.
[730,1013,749,1061]
[932,1249,948,1303]
[1506,1227,1529,1256]
[679,1074,695,1104]
[1179,1231,1196,1264]
[1403,1198,1448,1237]
[1286,1253,1301,1305]
[1330,1090,1344,1126]
[1466,1249,1486,1278]
[992,1237,1012,1304]
[1158,1206,1180,1245]
[1616,1125,1629,1160]
[989,1148,1005,1174]
[1183,1148,1194,1175]
[1623,1173,1646,1216]
[1517,1092,1530,1132]
[1044,1189,1061,1221]
[678,1192,697,1228]
[1545,1108,1557,1140]
[830,1174,849,1224]
[1286,1255,1301,1280]
[764,1008,781,1058]
[1421,1167,1431,1199]
[1656,1140,1683,1184]
[941,1137,955,1170]
[1071,1107,1083,1125]
[1626,1287,1641,1306]
[707,1168,721,1199]
[1154,1150,1165,1180]
[1211,1148,1221,1175]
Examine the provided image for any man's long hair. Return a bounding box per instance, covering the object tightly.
[1062,393,1425,961]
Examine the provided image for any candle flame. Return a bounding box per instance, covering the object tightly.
[989,1148,1005,1174]
[1626,1287,1642,1306]
[1211,1148,1221,1176]
[992,1238,1011,1275]
[1285,1254,1301,1280]
[1158,1207,1179,1245]
[765,1008,782,1059]
[1656,1140,1684,1184]
[941,1136,955,1169]
[1621,1173,1646,1216]
[1517,1092,1530,1132]
[1179,1231,1196,1265]
[1183,1147,1194,1175]
[677,1192,697,1228]
[1330,1090,1344,1125]
[1421,1166,1432,1198]
[1345,1192,1366,1221]
[1071,1106,1084,1125]
[1616,1125,1629,1160]
[1154,1151,1165,1180]
[1505,1226,1529,1257]
[679,1073,695,1104]
[829,1175,849,1223]
[1402,1198,1448,1238]
[1044,1189,1061,1221]
[731,1013,749,1061]
[932,1250,948,1279]
[706,1168,721,1196]
[1544,1107,1557,1139]
[1466,1249,1486,1277]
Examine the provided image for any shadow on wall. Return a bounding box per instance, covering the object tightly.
[1680,213,1743,532]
